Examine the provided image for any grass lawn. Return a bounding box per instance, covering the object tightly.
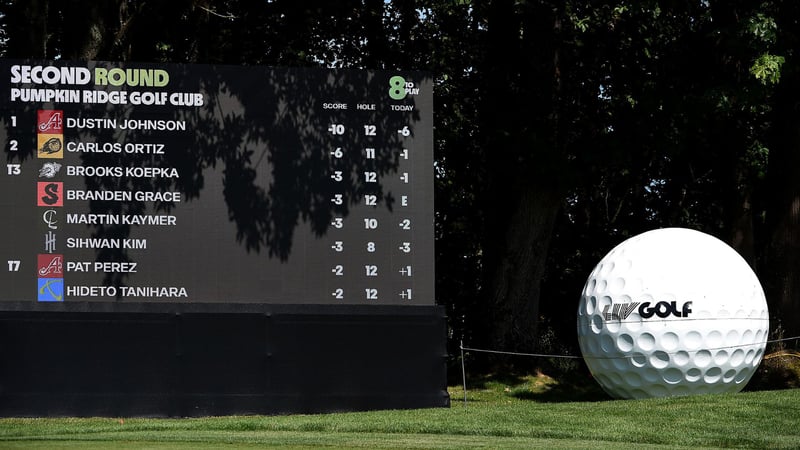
[0,374,798,449]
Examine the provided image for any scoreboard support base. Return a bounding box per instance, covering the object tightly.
[0,304,450,417]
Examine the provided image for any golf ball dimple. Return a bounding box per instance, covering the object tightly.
[577,228,769,399]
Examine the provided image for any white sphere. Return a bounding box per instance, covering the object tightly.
[576,228,769,399]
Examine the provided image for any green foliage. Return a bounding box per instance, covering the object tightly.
[2,0,800,355]
[745,140,770,180]
[750,352,800,390]
[751,53,785,84]
[747,12,778,43]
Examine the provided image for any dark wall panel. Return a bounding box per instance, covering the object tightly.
[0,305,449,417]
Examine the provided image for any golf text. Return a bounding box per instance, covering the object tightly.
[602,300,693,321]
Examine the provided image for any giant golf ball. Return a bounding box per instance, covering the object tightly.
[576,228,769,399]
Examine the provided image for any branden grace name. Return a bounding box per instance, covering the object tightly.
[66,189,181,202]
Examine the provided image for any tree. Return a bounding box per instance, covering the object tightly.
[762,0,800,338]
[2,0,797,359]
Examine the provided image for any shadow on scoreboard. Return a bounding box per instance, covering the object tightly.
[4,63,425,291]
[0,304,449,416]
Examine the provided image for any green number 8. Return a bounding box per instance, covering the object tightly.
[389,76,406,100]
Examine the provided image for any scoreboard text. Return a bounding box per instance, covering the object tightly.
[0,61,434,307]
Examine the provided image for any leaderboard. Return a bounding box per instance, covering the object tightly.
[0,61,434,306]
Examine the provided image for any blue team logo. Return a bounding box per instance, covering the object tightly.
[38,278,64,302]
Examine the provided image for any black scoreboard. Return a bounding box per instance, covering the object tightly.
[0,61,434,307]
[0,61,447,416]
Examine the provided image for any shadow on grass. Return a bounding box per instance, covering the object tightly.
[509,373,610,403]
[458,368,611,403]
[463,371,530,391]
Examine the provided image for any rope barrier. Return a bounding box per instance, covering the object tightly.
[457,335,800,406]
[460,335,800,360]
[460,346,582,359]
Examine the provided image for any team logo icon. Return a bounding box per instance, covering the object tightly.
[37,182,63,207]
[38,162,63,178]
[44,231,57,253]
[42,209,58,230]
[37,254,63,278]
[38,110,64,133]
[38,135,63,158]
[37,278,64,302]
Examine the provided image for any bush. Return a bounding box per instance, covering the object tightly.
[748,350,800,391]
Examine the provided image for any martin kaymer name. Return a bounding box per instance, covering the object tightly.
[67,190,181,202]
[67,213,176,226]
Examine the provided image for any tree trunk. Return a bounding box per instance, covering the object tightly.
[478,0,564,354]
[60,0,116,60]
[763,67,800,339]
[486,185,561,352]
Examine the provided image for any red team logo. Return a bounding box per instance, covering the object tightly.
[37,182,63,207]
[37,254,64,277]
[38,110,64,133]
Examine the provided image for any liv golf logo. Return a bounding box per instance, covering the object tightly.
[602,300,693,321]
